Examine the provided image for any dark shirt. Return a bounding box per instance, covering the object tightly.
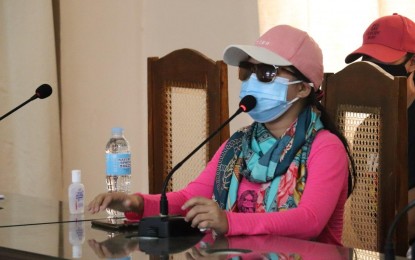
[408,101,415,189]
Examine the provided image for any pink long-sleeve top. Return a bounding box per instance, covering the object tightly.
[126,129,349,245]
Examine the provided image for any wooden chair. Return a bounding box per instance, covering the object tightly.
[147,48,229,194]
[322,61,408,256]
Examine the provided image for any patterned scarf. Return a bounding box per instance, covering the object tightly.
[213,106,323,212]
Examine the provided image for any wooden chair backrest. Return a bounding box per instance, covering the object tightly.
[322,61,408,256]
[148,48,229,194]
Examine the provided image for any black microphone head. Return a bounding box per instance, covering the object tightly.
[35,84,52,99]
[239,95,256,112]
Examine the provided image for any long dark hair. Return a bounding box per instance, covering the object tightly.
[289,66,357,196]
[290,65,356,196]
[308,89,357,196]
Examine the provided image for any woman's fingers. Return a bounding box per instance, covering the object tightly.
[87,192,125,213]
[183,197,229,235]
[88,194,106,213]
[185,204,209,222]
[182,197,217,212]
[99,193,117,211]
[182,197,224,232]
[88,192,144,214]
[190,212,212,229]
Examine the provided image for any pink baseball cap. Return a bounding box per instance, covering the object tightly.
[345,13,415,64]
[223,25,323,89]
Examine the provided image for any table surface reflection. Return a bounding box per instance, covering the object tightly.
[0,220,407,260]
[0,193,108,227]
[0,194,407,260]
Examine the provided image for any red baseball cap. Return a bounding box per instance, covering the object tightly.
[345,13,415,64]
[223,25,323,89]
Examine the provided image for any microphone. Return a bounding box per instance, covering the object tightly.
[138,95,256,238]
[0,84,53,121]
[384,200,415,260]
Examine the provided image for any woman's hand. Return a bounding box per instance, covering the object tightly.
[87,192,143,214]
[182,197,228,235]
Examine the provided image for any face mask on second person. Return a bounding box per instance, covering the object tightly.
[374,62,409,77]
[373,59,415,95]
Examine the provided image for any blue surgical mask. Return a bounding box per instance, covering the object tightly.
[240,74,301,123]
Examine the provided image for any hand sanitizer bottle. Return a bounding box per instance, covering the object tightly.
[68,169,85,214]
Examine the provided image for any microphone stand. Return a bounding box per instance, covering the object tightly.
[0,84,52,121]
[137,95,256,238]
[138,107,244,238]
[0,95,38,121]
[384,200,415,260]
[159,107,244,216]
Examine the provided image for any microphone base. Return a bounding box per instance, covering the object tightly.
[138,215,202,238]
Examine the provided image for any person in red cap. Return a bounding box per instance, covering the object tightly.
[89,25,356,245]
[346,13,415,242]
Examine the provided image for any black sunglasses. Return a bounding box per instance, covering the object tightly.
[238,61,299,83]
[238,61,311,84]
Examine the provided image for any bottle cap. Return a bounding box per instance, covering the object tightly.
[111,127,124,136]
[71,170,81,183]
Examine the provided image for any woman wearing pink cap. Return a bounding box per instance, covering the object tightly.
[89,25,356,246]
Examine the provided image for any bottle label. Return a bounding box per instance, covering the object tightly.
[75,189,84,210]
[69,185,85,214]
[106,153,131,176]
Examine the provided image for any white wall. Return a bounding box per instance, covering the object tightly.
[60,0,259,202]
[0,0,61,199]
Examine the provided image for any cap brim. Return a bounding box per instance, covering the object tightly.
[223,45,292,66]
[345,44,407,64]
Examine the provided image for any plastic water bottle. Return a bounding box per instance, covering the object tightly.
[68,169,85,214]
[105,127,131,217]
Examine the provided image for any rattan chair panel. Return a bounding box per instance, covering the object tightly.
[338,106,381,252]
